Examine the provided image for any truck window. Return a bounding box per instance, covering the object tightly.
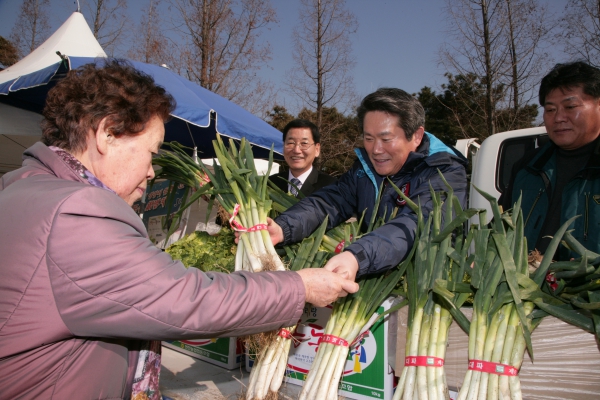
[496,134,548,194]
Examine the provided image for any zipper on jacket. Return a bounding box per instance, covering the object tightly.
[525,188,544,227]
[584,192,589,241]
[377,178,389,218]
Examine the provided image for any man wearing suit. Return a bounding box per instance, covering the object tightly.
[270,119,336,197]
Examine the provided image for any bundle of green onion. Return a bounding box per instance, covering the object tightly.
[298,265,407,400]
[517,217,600,343]
[394,178,478,400]
[437,189,535,400]
[247,212,365,399]
[298,192,409,400]
[246,218,331,400]
[154,137,296,399]
[152,142,214,241]
[201,135,284,273]
[450,188,600,400]
[398,184,598,400]
[320,219,360,255]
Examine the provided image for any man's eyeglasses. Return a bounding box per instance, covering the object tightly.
[284,141,315,150]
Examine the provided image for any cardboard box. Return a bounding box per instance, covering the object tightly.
[247,299,396,400]
[395,307,600,399]
[163,337,244,370]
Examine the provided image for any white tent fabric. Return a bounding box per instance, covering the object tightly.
[0,12,105,175]
[0,12,106,84]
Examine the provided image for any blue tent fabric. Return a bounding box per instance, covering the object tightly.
[0,57,283,159]
[0,62,63,95]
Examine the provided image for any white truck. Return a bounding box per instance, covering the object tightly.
[455,126,549,220]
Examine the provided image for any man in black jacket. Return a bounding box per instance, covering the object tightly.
[270,119,336,197]
[500,61,600,260]
[264,88,468,281]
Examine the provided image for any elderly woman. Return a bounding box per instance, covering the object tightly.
[0,60,357,399]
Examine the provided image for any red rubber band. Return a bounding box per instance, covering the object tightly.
[228,204,268,233]
[334,235,354,253]
[404,356,445,367]
[468,359,518,376]
[318,334,349,347]
[278,329,292,339]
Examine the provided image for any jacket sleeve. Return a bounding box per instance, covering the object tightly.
[47,188,305,341]
[275,165,359,245]
[346,159,468,277]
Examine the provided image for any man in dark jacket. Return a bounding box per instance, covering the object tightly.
[270,119,337,197]
[500,61,600,260]
[265,88,468,281]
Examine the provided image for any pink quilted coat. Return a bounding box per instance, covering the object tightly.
[0,143,304,399]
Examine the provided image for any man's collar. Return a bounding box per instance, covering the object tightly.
[288,166,313,184]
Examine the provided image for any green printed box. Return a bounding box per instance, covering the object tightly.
[163,337,243,370]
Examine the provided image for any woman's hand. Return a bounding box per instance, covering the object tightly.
[296,268,359,307]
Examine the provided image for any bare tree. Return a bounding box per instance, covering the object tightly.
[440,0,552,137]
[440,0,509,137]
[167,0,277,114]
[286,0,357,129]
[83,0,129,56]
[501,0,552,129]
[559,0,600,64]
[9,0,51,59]
[127,0,178,69]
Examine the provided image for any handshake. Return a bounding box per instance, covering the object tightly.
[236,217,361,307]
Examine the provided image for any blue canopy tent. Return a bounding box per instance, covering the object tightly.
[0,56,284,160]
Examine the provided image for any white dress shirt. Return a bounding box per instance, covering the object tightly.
[288,166,313,193]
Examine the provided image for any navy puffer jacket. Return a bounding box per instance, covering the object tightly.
[275,133,468,277]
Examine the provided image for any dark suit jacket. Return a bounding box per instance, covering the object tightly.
[269,167,337,197]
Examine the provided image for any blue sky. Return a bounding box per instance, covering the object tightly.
[0,0,570,116]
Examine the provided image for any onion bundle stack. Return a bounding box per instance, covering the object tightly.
[155,137,292,399]
[245,218,332,400]
[430,189,546,400]
[298,190,409,400]
[393,178,477,400]
[197,137,299,400]
[298,263,407,400]
[203,135,284,273]
[247,211,364,399]
[456,192,533,400]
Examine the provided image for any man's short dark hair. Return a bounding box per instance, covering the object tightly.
[357,88,425,140]
[539,61,600,106]
[282,119,321,143]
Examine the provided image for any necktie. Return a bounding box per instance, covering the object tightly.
[289,177,302,196]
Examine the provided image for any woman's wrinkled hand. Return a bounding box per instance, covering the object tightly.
[296,268,359,307]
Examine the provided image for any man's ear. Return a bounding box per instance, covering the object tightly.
[314,142,321,158]
[94,117,112,155]
[412,126,425,146]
